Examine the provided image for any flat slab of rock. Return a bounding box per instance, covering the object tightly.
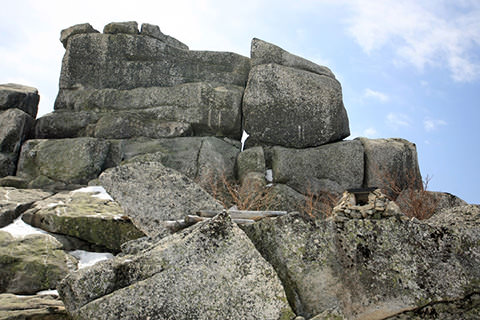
[58,212,294,320]
[242,210,480,319]
[0,83,39,118]
[57,25,250,91]
[0,293,69,320]
[0,187,53,227]
[0,231,75,295]
[272,140,364,195]
[99,161,223,237]
[22,187,145,251]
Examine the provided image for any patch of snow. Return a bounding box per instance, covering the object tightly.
[72,186,114,201]
[265,169,273,182]
[37,289,59,296]
[240,130,249,151]
[69,250,114,269]
[47,201,64,208]
[0,215,48,238]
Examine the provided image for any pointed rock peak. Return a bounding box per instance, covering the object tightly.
[250,38,335,78]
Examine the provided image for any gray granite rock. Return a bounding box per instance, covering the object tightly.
[272,140,364,195]
[58,212,295,320]
[98,161,223,237]
[0,83,39,118]
[243,63,349,148]
[60,22,99,48]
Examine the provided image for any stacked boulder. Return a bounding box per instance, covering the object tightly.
[2,21,477,320]
[0,84,39,178]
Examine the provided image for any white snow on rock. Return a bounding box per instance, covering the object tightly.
[0,215,48,238]
[72,186,114,201]
[241,130,250,151]
[37,289,59,296]
[69,250,114,269]
[265,169,273,182]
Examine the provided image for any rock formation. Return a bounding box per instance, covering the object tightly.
[0,21,476,320]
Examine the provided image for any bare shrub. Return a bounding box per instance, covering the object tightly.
[396,175,438,220]
[202,171,275,211]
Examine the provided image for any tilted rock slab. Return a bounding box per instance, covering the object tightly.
[243,39,350,148]
[22,188,145,251]
[98,161,224,237]
[272,140,364,195]
[242,210,480,319]
[0,231,76,295]
[58,212,295,320]
[0,187,53,227]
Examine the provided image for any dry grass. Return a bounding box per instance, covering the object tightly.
[203,172,275,211]
[301,187,339,219]
[397,175,438,220]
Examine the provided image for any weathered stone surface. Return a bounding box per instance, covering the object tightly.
[140,23,189,50]
[16,138,111,188]
[357,137,422,197]
[122,136,240,184]
[243,211,480,319]
[251,38,335,78]
[58,212,294,320]
[60,22,99,48]
[272,140,364,195]
[0,153,16,178]
[0,83,39,118]
[0,232,75,294]
[103,21,138,35]
[22,188,145,251]
[34,111,100,139]
[98,161,223,237]
[0,187,53,228]
[396,189,467,219]
[93,113,192,139]
[0,293,69,320]
[266,183,306,213]
[243,63,349,148]
[0,176,29,189]
[56,30,250,92]
[0,109,34,154]
[54,82,244,139]
[237,146,265,183]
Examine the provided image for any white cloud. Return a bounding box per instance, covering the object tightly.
[386,113,411,129]
[424,118,447,132]
[363,127,378,138]
[345,0,480,82]
[363,88,389,102]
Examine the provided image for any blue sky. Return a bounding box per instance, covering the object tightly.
[1,0,479,203]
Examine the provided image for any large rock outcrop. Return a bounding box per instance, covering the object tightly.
[243,39,350,148]
[58,212,295,320]
[0,293,69,320]
[242,208,480,319]
[98,161,223,237]
[46,22,250,140]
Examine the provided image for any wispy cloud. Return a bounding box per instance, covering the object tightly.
[346,0,480,82]
[363,88,389,102]
[424,118,447,132]
[386,113,411,129]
